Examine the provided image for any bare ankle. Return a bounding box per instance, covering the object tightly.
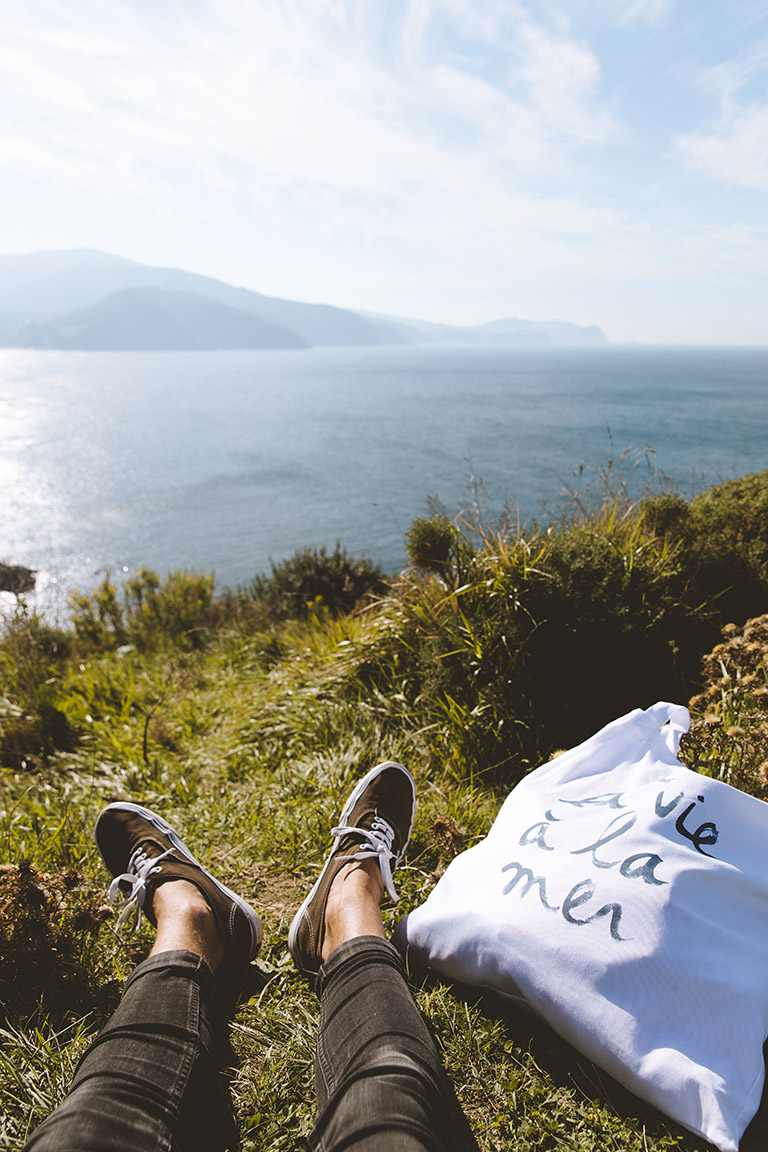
[150,880,225,970]
[322,859,386,961]
[153,878,209,915]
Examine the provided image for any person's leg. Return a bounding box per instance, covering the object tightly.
[289,762,479,1152]
[314,862,479,1152]
[24,807,262,1152]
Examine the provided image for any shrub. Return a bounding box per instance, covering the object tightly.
[406,516,454,572]
[0,608,76,769]
[123,568,216,649]
[249,543,385,622]
[69,575,126,650]
[352,490,722,782]
[640,470,768,624]
[520,517,710,751]
[639,491,690,537]
[70,568,217,653]
[688,469,768,551]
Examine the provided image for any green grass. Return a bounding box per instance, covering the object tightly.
[0,1017,95,1146]
[3,469,768,1150]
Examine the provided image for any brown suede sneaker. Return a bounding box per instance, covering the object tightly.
[288,761,416,975]
[95,802,263,962]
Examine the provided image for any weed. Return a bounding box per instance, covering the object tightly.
[682,614,768,797]
[0,861,111,1022]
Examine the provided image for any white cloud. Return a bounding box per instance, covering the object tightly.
[678,103,768,192]
[614,0,674,26]
[510,22,614,144]
[423,0,524,44]
[0,2,618,226]
[676,42,768,191]
[402,7,617,184]
[699,41,768,101]
[563,0,674,30]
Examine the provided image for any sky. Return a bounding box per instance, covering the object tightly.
[2,0,768,343]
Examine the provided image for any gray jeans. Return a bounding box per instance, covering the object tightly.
[25,937,478,1152]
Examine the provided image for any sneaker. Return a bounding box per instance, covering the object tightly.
[288,761,416,975]
[94,802,263,962]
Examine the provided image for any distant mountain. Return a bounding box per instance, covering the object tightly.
[0,250,392,350]
[471,317,608,347]
[358,310,609,348]
[0,250,610,350]
[15,287,307,350]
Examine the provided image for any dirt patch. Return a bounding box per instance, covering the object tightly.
[254,869,306,919]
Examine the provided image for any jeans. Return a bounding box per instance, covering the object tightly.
[24,938,479,1152]
[24,950,234,1152]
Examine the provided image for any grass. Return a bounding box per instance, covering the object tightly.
[0,1016,95,1146]
[3,469,768,1150]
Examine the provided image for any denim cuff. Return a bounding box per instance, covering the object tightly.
[124,948,216,997]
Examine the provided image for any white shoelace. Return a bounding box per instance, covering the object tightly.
[332,814,400,902]
[108,845,175,931]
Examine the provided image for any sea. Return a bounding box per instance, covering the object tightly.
[1,344,767,623]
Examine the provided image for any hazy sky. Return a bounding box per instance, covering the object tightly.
[3,0,768,343]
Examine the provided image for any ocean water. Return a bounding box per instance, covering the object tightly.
[1,344,767,621]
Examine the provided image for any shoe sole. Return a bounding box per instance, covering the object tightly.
[95,801,263,959]
[287,761,415,970]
